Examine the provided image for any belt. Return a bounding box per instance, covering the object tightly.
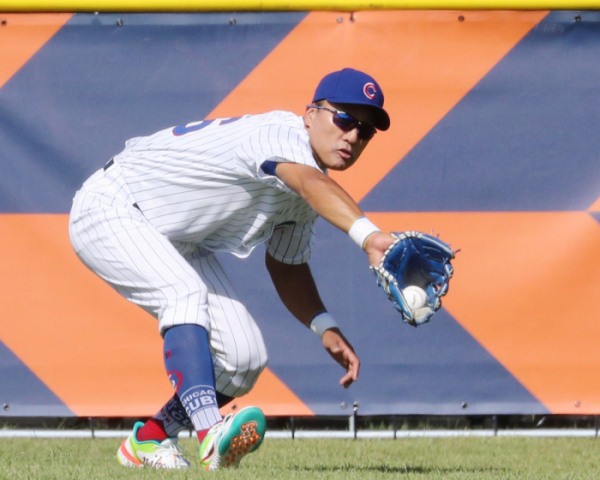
[103,158,115,171]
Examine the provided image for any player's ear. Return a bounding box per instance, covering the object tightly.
[304,106,317,129]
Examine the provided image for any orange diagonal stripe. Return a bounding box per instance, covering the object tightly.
[0,14,72,89]
[369,211,600,414]
[221,368,314,416]
[588,196,600,211]
[0,214,312,416]
[208,10,548,202]
[0,214,171,416]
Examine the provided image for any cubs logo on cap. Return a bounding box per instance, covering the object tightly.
[363,82,377,99]
[312,68,390,131]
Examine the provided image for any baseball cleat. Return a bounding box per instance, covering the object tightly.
[199,406,266,470]
[117,421,190,469]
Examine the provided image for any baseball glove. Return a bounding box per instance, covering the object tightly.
[370,231,456,327]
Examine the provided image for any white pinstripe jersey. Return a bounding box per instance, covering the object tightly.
[114,110,321,264]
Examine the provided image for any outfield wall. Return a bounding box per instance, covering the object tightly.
[1,11,600,418]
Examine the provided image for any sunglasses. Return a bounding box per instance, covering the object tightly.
[307,105,377,141]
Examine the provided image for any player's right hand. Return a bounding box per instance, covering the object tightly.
[321,328,360,388]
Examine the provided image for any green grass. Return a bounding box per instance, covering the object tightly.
[0,437,599,479]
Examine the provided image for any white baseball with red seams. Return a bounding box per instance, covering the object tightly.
[402,286,428,309]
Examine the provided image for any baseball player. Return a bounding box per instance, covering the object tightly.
[69,68,395,470]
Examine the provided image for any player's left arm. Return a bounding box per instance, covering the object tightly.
[275,162,360,233]
[265,251,360,388]
[274,162,395,266]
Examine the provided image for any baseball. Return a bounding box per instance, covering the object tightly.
[402,286,427,309]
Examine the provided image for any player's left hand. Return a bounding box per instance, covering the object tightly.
[321,328,360,388]
[364,232,396,267]
[371,231,456,327]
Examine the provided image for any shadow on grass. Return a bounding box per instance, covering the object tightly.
[289,464,510,475]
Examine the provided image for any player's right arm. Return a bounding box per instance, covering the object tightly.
[274,162,395,266]
[265,251,360,388]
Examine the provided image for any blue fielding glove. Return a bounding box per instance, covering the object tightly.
[370,231,456,327]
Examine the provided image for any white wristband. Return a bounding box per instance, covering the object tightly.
[348,217,381,249]
[309,312,338,338]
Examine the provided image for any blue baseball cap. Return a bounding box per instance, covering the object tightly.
[312,68,390,131]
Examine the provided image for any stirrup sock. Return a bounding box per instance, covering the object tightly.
[163,325,222,435]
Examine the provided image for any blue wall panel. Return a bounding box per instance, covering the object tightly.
[361,11,600,213]
[0,340,74,417]
[0,13,306,213]
[2,11,599,417]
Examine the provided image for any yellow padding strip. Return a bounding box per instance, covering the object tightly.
[0,0,599,13]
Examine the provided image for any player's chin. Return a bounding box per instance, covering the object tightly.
[328,155,355,171]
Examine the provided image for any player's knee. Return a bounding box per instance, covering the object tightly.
[158,280,210,333]
[216,343,268,397]
[236,342,269,379]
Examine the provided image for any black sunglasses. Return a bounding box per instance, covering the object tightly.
[307,105,377,141]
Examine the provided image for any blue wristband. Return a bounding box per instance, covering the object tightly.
[309,312,338,338]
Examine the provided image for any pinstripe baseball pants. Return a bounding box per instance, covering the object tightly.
[69,163,268,397]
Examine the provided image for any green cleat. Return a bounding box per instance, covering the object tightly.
[117,421,190,469]
[199,406,266,470]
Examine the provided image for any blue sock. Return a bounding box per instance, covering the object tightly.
[149,394,192,439]
[163,325,222,435]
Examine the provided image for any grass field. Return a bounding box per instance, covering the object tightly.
[1,436,599,479]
